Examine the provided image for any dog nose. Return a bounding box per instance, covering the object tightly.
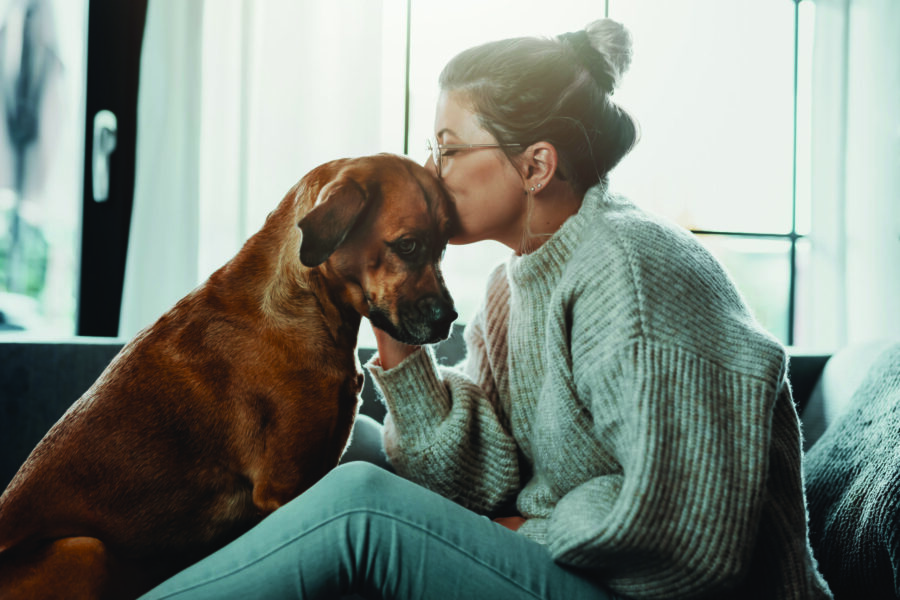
[417,295,457,324]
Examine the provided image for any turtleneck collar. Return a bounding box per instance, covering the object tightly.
[506,182,608,289]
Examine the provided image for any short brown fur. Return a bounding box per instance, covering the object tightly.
[0,154,456,599]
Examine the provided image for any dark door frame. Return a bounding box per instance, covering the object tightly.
[76,0,147,336]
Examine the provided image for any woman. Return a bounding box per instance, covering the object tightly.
[141,18,832,600]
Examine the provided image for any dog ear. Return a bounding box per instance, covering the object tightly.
[297,178,367,267]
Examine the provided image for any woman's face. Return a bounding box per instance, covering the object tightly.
[427,91,527,249]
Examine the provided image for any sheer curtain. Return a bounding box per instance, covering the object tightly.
[808,0,900,349]
[119,0,405,337]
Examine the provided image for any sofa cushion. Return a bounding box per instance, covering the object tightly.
[801,339,897,450]
[804,341,900,598]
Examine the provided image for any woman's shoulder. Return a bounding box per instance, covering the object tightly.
[484,261,511,306]
[564,193,685,291]
[570,192,740,302]
[565,191,784,373]
[576,191,699,261]
[463,260,512,343]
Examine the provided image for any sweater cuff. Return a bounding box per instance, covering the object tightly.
[366,346,452,439]
[517,517,549,546]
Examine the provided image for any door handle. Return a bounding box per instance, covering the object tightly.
[92,109,118,202]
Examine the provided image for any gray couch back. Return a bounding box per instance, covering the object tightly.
[0,331,465,489]
[0,332,838,492]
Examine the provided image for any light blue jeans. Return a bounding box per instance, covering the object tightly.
[139,416,614,600]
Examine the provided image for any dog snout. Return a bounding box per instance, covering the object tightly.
[417,295,457,325]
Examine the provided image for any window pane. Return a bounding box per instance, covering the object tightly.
[610,0,796,235]
[0,0,87,335]
[696,234,791,342]
[791,238,817,347]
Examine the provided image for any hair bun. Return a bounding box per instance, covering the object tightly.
[584,18,633,91]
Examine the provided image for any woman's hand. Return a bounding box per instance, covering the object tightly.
[493,516,527,532]
[372,324,419,370]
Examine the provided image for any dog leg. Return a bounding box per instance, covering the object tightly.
[250,442,339,513]
[0,537,115,599]
[1,536,165,600]
[250,440,347,514]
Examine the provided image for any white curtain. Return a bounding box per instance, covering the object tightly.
[120,0,405,337]
[119,0,202,337]
[808,0,900,349]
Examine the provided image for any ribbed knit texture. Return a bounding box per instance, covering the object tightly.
[368,185,832,599]
[804,344,900,599]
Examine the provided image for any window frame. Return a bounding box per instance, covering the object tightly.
[688,0,806,345]
[76,0,148,336]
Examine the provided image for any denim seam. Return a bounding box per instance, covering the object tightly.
[150,507,545,599]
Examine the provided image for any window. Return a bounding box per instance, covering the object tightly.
[3,1,819,348]
[406,0,814,346]
[0,0,87,335]
[0,0,147,338]
[610,0,814,345]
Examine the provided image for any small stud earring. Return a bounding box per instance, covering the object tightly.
[537,183,542,189]
[530,186,535,192]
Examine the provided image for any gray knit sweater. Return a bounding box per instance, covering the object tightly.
[368,185,832,599]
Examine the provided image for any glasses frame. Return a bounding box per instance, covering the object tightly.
[426,135,522,178]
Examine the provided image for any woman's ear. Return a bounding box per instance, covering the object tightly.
[521,142,558,193]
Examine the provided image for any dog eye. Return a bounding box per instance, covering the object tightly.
[396,239,418,255]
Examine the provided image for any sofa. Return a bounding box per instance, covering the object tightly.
[1,335,898,598]
[0,332,465,491]
[800,340,900,598]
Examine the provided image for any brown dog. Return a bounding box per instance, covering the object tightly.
[0,153,457,599]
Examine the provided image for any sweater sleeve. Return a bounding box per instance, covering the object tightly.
[367,276,522,515]
[546,339,781,600]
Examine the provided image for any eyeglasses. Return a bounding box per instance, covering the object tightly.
[426,135,521,178]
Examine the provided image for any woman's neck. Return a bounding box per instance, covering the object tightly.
[515,180,583,255]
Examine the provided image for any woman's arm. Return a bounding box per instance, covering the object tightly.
[367,266,522,515]
[543,339,781,599]
[372,326,418,370]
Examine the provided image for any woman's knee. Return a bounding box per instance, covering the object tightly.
[314,462,395,502]
[261,463,398,546]
[311,462,427,518]
[325,461,395,493]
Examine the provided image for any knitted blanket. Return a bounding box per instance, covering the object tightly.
[805,343,900,599]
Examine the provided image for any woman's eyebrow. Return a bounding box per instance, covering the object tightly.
[436,128,458,140]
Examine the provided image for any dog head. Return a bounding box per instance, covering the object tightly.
[297,154,457,345]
